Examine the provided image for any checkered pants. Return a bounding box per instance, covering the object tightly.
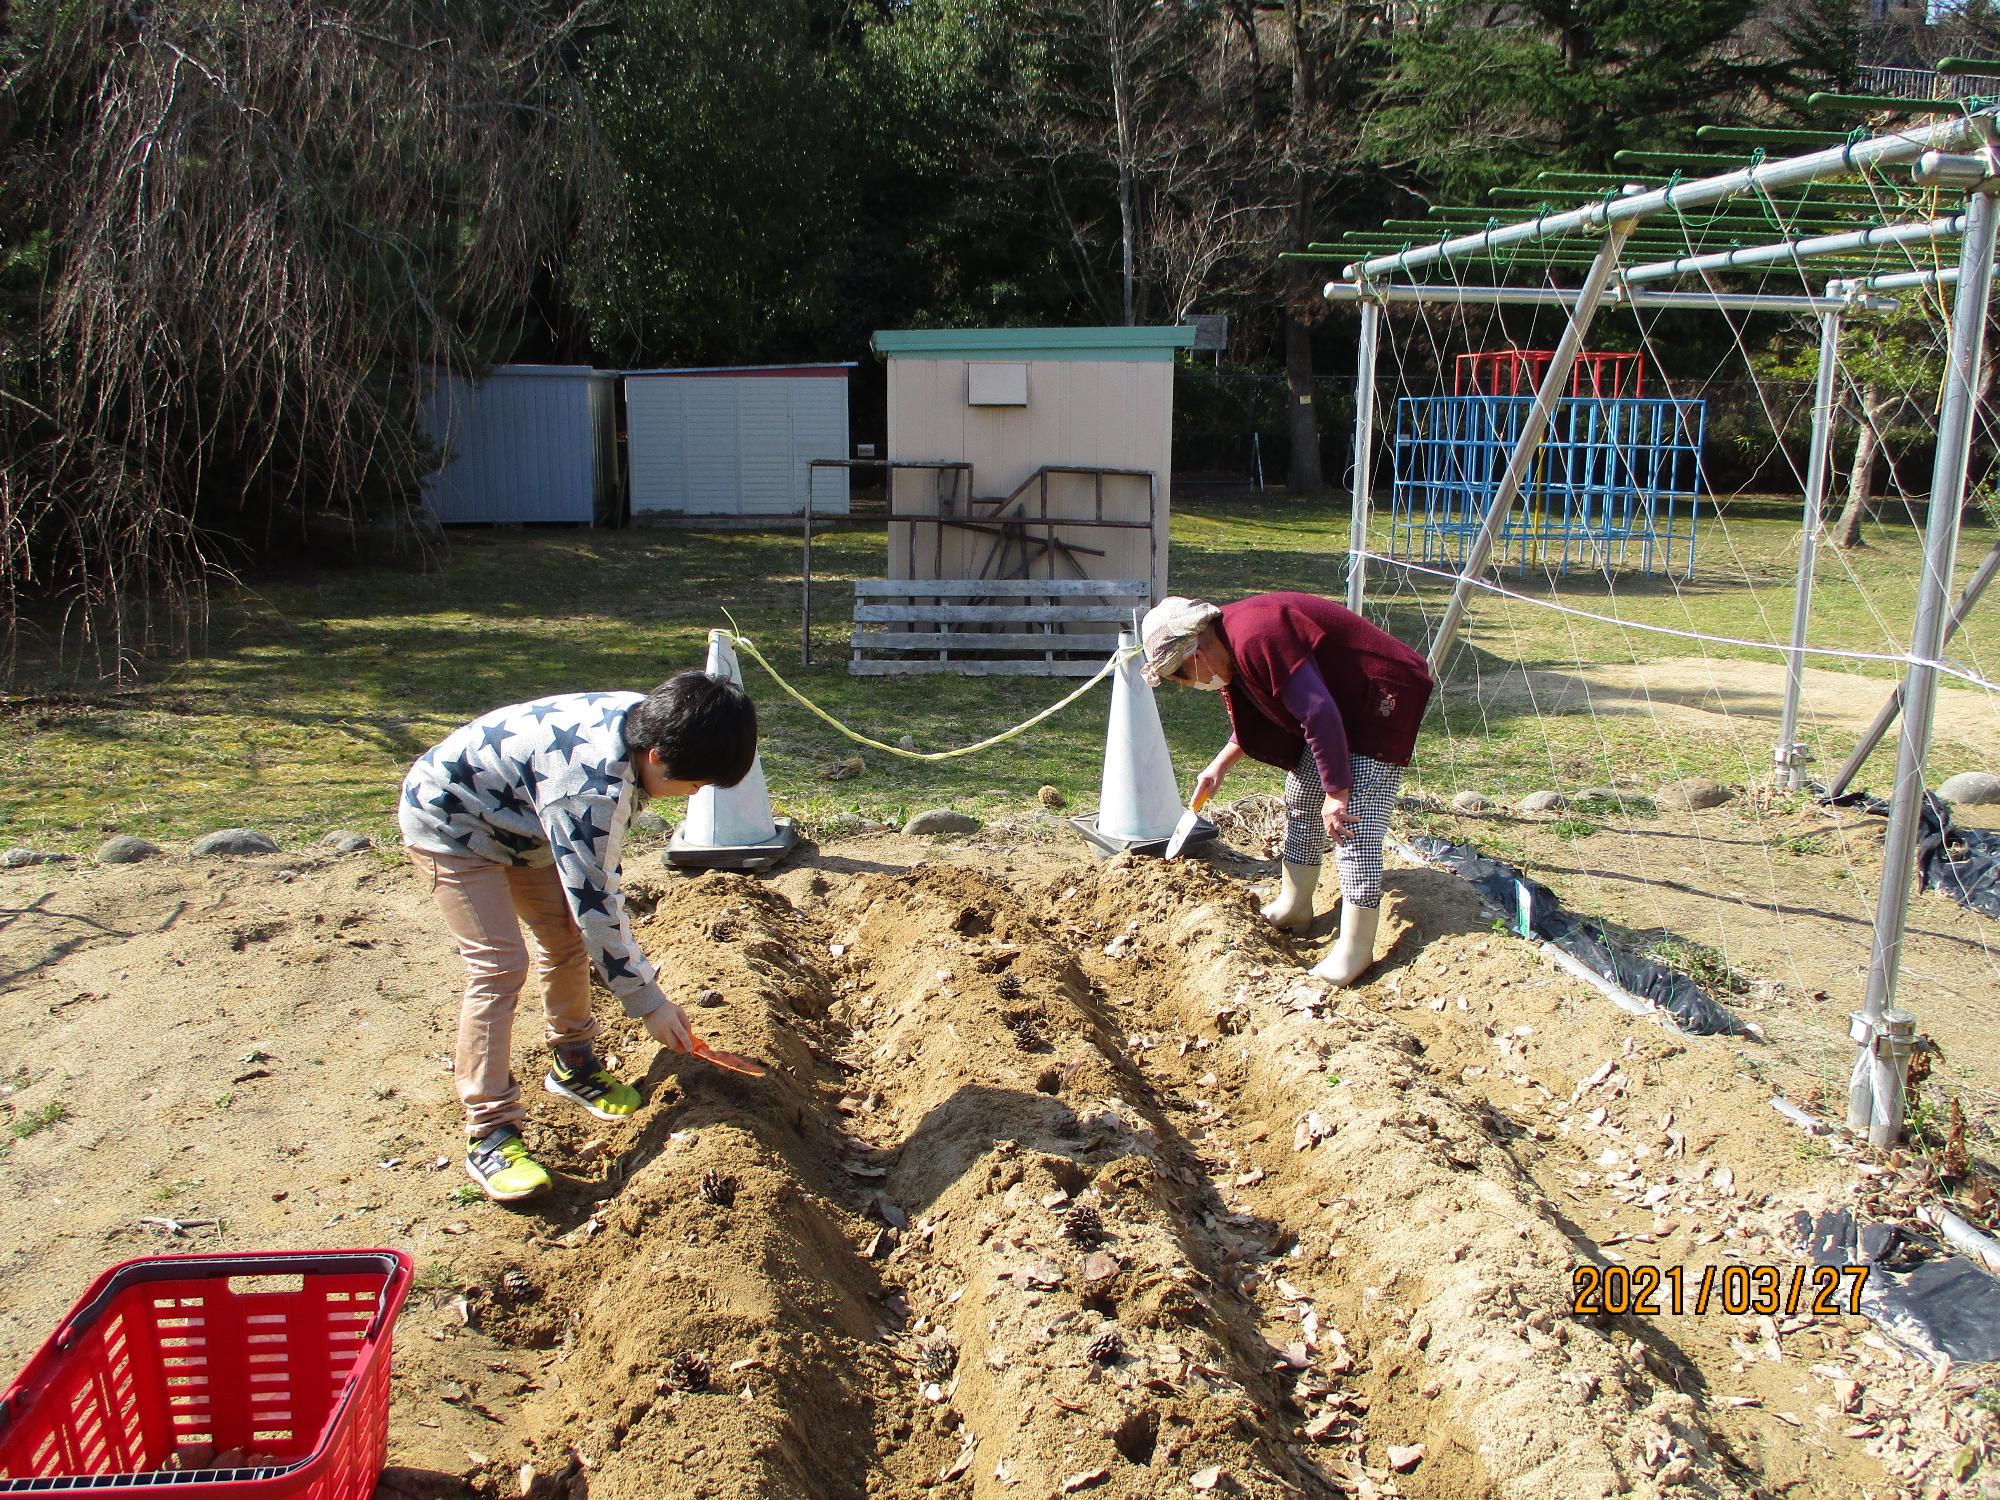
[1282,750,1403,909]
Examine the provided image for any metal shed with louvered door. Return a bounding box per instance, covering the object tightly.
[625,364,853,518]
[419,365,618,525]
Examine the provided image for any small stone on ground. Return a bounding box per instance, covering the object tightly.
[904,809,981,836]
[319,830,373,853]
[97,836,161,864]
[1450,790,1490,813]
[1656,777,1733,811]
[1516,790,1566,814]
[631,811,670,837]
[1037,785,1066,809]
[3,848,73,868]
[191,828,281,857]
[1938,770,2000,806]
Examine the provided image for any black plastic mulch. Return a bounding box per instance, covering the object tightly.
[1405,835,1746,1037]
[1800,1207,2000,1364]
[1820,787,2000,922]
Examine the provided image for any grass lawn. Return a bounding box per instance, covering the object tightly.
[1,492,1994,855]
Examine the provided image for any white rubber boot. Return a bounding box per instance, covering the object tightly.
[1311,903,1381,987]
[1260,861,1319,933]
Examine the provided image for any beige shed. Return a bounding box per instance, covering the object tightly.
[870,326,1195,601]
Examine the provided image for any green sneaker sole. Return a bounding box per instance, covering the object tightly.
[543,1070,639,1121]
[465,1150,551,1203]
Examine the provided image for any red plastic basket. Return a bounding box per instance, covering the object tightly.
[0,1250,413,1497]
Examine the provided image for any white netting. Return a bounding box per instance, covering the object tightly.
[1340,196,2000,1147]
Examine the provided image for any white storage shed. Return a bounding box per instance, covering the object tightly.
[869,327,1193,598]
[419,365,618,525]
[625,364,853,518]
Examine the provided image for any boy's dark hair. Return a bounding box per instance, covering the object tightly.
[625,671,758,787]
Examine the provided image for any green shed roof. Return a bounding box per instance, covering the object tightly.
[870,326,1198,363]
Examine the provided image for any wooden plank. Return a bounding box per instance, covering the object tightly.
[851,631,1121,653]
[848,659,1106,677]
[853,578,1148,598]
[852,603,1136,624]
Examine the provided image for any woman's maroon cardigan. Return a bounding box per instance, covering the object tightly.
[1216,592,1434,792]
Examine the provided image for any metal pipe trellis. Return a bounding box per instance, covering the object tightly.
[1325,133,2000,1149]
[1348,301,1381,615]
[1851,181,1999,1147]
[1826,535,2000,800]
[1342,111,1998,282]
[1425,222,1637,671]
[1775,304,1845,790]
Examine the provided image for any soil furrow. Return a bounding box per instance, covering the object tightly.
[819,865,1339,1496]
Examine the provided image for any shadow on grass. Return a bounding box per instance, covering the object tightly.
[5,498,1992,852]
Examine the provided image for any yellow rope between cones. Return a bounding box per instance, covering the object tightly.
[721,629,1141,763]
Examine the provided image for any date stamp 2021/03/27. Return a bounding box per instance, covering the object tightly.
[1573,1263,1871,1318]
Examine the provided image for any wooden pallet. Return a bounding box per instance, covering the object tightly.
[850,578,1149,676]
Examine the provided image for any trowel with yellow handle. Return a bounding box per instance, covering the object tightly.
[1163,785,1212,861]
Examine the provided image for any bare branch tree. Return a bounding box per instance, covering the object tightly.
[1007,0,1211,324]
[0,0,615,679]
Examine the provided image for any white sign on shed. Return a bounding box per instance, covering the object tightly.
[626,364,853,517]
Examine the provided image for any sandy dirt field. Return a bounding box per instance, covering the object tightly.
[5,807,2000,1499]
[1466,658,2000,765]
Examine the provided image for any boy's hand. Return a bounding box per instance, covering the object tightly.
[643,1001,694,1052]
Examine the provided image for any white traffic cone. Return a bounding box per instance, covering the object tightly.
[666,630,798,872]
[1073,632,1208,857]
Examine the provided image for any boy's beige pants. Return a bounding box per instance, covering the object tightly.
[408,848,599,1137]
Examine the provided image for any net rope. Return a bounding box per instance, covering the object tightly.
[1349,187,2000,1109]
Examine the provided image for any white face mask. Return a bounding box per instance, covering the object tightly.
[1184,665,1225,692]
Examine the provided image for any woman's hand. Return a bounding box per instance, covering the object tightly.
[1323,788,1354,845]
[1192,762,1227,808]
[1193,743,1244,808]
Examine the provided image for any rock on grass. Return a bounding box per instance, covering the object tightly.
[1938,771,2000,806]
[191,829,280,857]
[1656,777,1733,811]
[1515,790,1566,814]
[3,849,74,868]
[96,836,161,864]
[1450,790,1490,813]
[904,809,980,836]
[319,831,373,853]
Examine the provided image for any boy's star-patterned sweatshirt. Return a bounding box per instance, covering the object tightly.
[398,692,666,1021]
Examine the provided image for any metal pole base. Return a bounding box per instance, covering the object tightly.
[1847,1009,1920,1146]
[1772,741,1813,791]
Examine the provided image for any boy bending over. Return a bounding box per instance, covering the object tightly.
[399,672,756,1201]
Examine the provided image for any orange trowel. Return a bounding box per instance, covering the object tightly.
[1164,786,1212,861]
[687,1033,768,1078]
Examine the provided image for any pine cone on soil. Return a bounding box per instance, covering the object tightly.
[662,1351,710,1392]
[920,1337,958,1381]
[1062,1203,1106,1247]
[699,1170,737,1208]
[1086,1328,1123,1365]
[996,972,1023,1000]
[1008,1015,1044,1051]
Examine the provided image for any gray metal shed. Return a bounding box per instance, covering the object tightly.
[625,364,852,518]
[420,365,618,525]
